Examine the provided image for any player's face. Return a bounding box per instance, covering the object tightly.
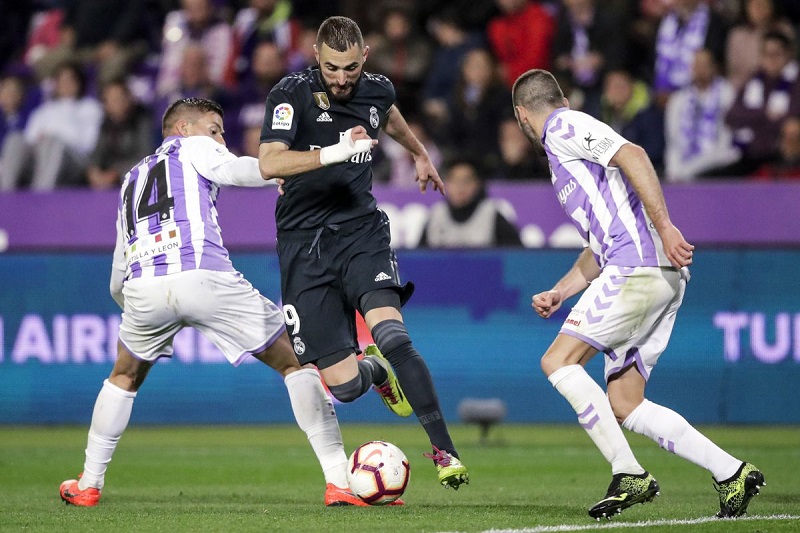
[185,111,226,146]
[315,43,367,103]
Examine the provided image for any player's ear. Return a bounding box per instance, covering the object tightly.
[362,45,369,63]
[313,44,320,64]
[514,105,528,124]
[176,119,189,137]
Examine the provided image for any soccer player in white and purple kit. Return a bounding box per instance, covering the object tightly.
[59,98,372,508]
[512,70,764,520]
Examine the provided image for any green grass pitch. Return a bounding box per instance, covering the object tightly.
[1,424,798,532]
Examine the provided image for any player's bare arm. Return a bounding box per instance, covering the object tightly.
[532,248,600,318]
[609,143,694,269]
[259,127,376,180]
[383,105,445,195]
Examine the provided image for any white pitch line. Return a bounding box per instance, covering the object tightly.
[438,514,800,533]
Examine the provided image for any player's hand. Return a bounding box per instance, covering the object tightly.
[319,126,377,166]
[274,177,286,196]
[660,224,694,268]
[414,155,445,195]
[532,289,562,319]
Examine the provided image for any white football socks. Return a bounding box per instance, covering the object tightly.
[284,368,349,488]
[548,365,645,475]
[79,379,136,491]
[622,399,741,481]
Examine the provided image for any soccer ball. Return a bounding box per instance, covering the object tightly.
[346,440,410,505]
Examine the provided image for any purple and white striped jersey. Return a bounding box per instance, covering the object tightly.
[541,108,670,269]
[115,135,238,280]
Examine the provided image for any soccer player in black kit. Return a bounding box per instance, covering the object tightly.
[258,16,468,490]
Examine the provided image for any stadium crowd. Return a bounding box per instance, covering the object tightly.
[2,0,800,191]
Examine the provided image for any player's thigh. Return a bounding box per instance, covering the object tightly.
[251,331,301,376]
[119,275,184,361]
[342,214,411,310]
[179,270,287,366]
[278,236,358,364]
[617,270,686,381]
[594,268,684,383]
[541,333,598,376]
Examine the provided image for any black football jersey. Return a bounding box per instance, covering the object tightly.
[260,67,395,230]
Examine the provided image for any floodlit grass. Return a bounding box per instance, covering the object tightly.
[1,425,798,532]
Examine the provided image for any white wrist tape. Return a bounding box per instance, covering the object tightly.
[319,128,373,165]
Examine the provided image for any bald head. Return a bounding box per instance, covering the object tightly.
[512,69,565,115]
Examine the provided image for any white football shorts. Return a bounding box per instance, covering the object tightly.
[559,265,687,383]
[118,269,285,366]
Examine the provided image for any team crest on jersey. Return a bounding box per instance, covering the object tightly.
[272,103,294,130]
[293,336,306,356]
[369,106,379,129]
[312,92,331,110]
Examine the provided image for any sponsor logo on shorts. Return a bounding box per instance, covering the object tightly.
[374,272,391,282]
[292,336,305,356]
[566,318,581,327]
[272,103,294,130]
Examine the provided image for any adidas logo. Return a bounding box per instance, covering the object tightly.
[316,112,333,122]
[374,272,391,282]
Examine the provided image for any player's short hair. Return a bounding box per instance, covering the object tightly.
[317,16,364,52]
[512,69,565,114]
[161,97,223,137]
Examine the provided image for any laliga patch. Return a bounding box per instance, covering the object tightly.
[272,103,294,130]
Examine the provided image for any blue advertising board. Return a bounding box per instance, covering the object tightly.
[1,249,798,425]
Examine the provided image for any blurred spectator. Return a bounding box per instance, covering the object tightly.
[653,0,729,108]
[664,49,739,181]
[367,4,432,115]
[232,40,286,155]
[0,74,31,154]
[374,116,443,188]
[227,0,301,86]
[155,44,228,130]
[32,1,148,85]
[753,117,800,179]
[22,7,63,70]
[720,31,798,176]
[494,118,550,180]
[553,0,628,118]
[421,8,485,128]
[600,69,665,171]
[156,0,232,97]
[0,73,37,190]
[626,0,671,82]
[487,0,556,88]
[726,0,794,90]
[0,61,102,190]
[443,48,513,174]
[418,0,500,34]
[418,158,523,248]
[286,23,319,72]
[86,80,153,190]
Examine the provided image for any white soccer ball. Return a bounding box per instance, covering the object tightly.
[346,440,410,505]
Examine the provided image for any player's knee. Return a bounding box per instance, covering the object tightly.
[608,395,641,423]
[371,319,416,366]
[540,351,565,377]
[327,375,364,403]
